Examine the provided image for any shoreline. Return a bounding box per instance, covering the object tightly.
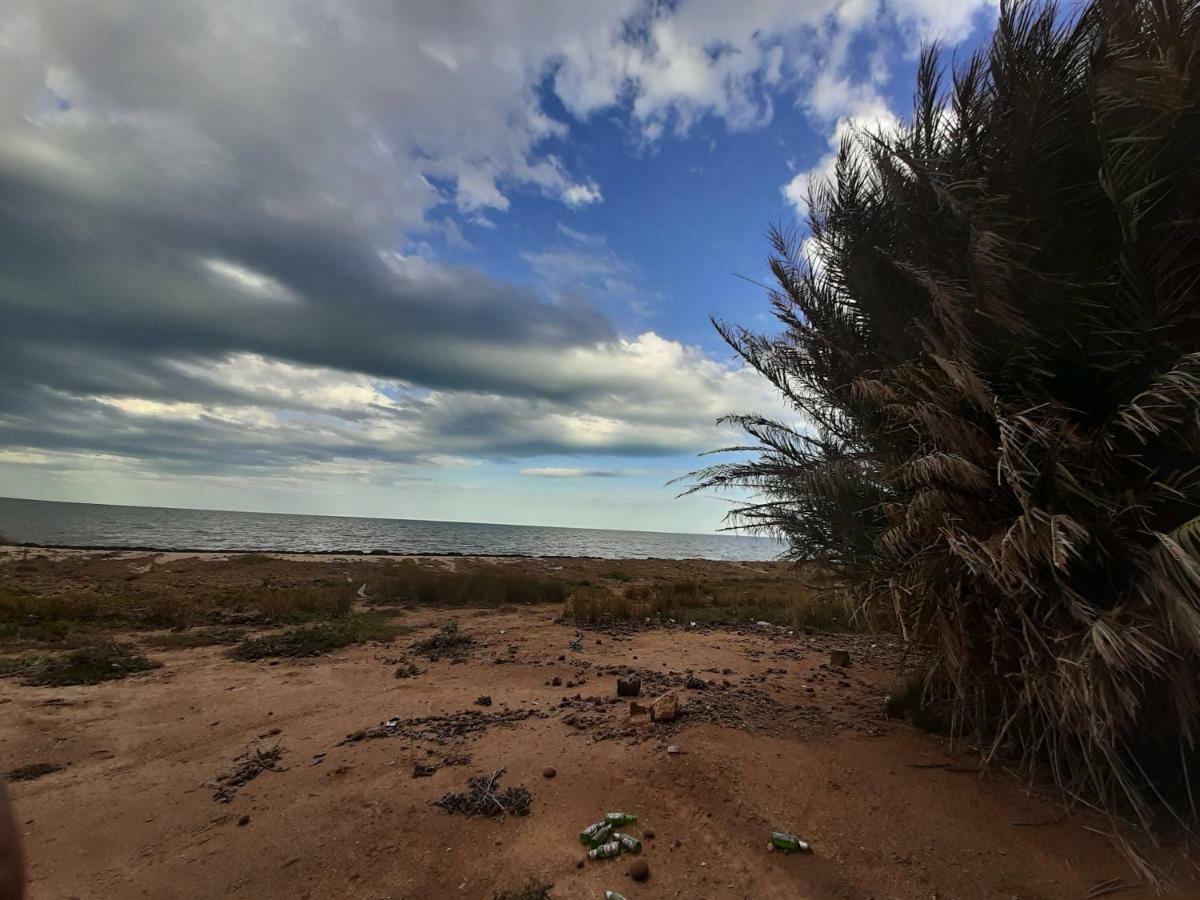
[3,542,779,563]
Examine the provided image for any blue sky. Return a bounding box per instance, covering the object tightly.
[0,0,997,532]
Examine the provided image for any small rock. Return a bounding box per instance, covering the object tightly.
[643,828,655,839]
[617,677,642,698]
[596,639,602,645]
[543,767,556,779]
[552,676,562,687]
[474,695,492,707]
[830,650,851,667]
[576,859,585,869]
[237,815,250,827]
[558,655,566,661]
[721,668,733,675]
[684,675,706,690]
[629,701,649,717]
[629,859,650,882]
[651,691,679,723]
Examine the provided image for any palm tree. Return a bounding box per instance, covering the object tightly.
[689,0,1200,853]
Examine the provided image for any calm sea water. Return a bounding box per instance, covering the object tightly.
[0,497,784,561]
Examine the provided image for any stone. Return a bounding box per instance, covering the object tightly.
[474,695,492,706]
[628,701,649,717]
[552,676,562,686]
[237,815,250,827]
[616,677,641,697]
[684,674,706,690]
[642,828,655,840]
[629,859,650,882]
[830,650,851,667]
[651,691,679,723]
[543,767,557,779]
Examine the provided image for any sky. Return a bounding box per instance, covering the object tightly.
[0,0,997,533]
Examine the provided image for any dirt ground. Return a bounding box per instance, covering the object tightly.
[0,551,1195,899]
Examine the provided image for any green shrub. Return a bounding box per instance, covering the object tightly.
[229,615,406,661]
[19,643,161,686]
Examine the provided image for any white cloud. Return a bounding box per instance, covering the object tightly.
[562,182,603,208]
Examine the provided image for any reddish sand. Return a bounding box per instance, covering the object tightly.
[0,552,1193,898]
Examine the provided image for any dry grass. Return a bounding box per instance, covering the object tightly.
[409,621,475,658]
[366,564,567,607]
[0,581,358,649]
[567,574,858,631]
[2,643,162,686]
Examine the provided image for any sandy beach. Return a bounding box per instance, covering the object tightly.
[0,549,1191,899]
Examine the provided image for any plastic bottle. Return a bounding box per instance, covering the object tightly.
[771,831,811,852]
[588,840,623,860]
[612,832,642,854]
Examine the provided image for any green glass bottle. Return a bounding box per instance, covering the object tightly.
[605,893,628,900]
[588,840,623,860]
[771,831,811,852]
[612,832,642,854]
[604,812,637,826]
[580,821,612,846]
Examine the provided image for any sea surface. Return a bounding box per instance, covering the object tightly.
[0,497,785,561]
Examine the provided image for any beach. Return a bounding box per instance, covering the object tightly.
[0,548,1188,899]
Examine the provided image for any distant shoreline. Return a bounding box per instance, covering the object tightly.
[2,542,778,563]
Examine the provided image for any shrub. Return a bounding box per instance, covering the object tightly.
[19,643,161,686]
[229,615,406,660]
[368,565,566,607]
[409,621,475,658]
[689,0,1200,844]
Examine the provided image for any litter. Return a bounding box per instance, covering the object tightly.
[613,832,642,854]
[605,892,628,899]
[580,821,613,846]
[770,831,811,853]
[588,840,622,860]
[604,812,637,826]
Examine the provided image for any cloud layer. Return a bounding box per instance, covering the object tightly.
[0,0,994,499]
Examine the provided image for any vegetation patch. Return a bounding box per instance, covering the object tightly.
[7,762,64,782]
[229,614,407,661]
[409,621,475,659]
[145,627,246,649]
[568,575,857,631]
[367,564,566,607]
[19,643,161,687]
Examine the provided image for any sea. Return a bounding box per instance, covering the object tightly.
[0,497,784,561]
